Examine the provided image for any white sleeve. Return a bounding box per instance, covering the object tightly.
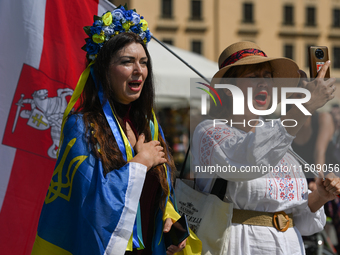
[292,191,326,236]
[192,119,295,181]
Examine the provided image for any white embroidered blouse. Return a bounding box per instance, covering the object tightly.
[192,119,326,255]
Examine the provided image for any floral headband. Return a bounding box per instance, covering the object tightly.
[82,5,152,60]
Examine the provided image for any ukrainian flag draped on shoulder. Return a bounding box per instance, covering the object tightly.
[32,64,201,255]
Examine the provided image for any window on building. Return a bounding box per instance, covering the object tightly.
[284,44,294,60]
[333,9,340,27]
[334,47,340,68]
[162,39,173,45]
[283,5,294,25]
[306,7,316,26]
[191,0,202,20]
[243,3,254,23]
[162,0,173,18]
[192,40,202,55]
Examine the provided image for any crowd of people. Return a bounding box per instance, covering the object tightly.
[30,5,340,255]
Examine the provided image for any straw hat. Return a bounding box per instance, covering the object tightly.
[213,41,300,81]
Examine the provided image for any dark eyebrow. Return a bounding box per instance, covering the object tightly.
[119,56,134,60]
[119,56,148,60]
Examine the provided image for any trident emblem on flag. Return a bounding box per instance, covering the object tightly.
[45,138,87,204]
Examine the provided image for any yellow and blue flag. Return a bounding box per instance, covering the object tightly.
[32,114,149,254]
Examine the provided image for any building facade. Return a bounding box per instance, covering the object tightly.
[111,0,340,81]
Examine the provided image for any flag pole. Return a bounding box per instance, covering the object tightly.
[151,36,211,84]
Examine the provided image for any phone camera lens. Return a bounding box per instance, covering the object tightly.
[315,49,324,59]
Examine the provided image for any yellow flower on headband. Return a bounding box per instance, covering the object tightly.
[102,12,112,26]
[140,19,148,32]
[92,32,105,44]
[122,21,132,31]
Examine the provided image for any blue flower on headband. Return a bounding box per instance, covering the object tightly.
[102,26,115,37]
[139,32,146,40]
[112,8,124,21]
[130,25,140,34]
[124,9,134,21]
[131,13,140,25]
[113,21,124,32]
[86,40,101,56]
[145,30,151,42]
[90,25,102,35]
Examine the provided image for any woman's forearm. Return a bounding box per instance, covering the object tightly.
[308,189,329,213]
[281,105,310,137]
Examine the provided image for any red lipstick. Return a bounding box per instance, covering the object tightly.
[254,91,268,106]
[128,80,142,92]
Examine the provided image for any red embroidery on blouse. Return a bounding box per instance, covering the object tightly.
[199,126,234,165]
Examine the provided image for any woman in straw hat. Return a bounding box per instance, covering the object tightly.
[192,41,340,254]
[32,6,201,255]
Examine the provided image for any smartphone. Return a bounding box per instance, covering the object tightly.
[164,214,190,249]
[308,46,330,79]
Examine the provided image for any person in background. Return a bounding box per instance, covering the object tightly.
[291,87,340,252]
[291,88,335,190]
[331,104,340,148]
[325,103,340,253]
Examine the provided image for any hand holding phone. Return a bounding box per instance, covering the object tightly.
[302,48,336,114]
[164,215,190,249]
[308,46,330,79]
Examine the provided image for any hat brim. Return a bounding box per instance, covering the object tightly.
[212,56,300,88]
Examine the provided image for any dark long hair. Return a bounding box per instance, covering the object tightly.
[74,32,175,209]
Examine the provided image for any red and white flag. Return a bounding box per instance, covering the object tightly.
[0,0,114,253]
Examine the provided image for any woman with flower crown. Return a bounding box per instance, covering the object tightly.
[31,6,201,255]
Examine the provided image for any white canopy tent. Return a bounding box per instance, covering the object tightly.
[148,40,218,108]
